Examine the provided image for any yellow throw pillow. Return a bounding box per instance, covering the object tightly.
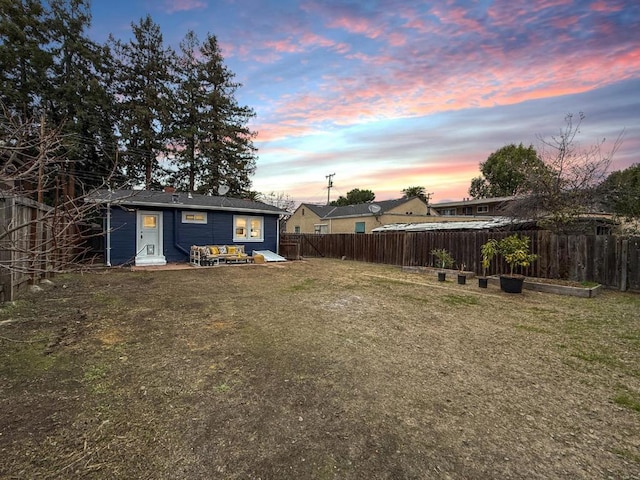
[209,246,219,255]
[227,246,237,254]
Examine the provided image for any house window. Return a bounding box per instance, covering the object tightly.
[182,211,207,224]
[314,224,328,234]
[294,226,301,233]
[355,222,366,233]
[143,215,157,228]
[302,208,305,216]
[441,208,456,216]
[234,216,264,242]
[596,225,611,235]
[477,205,489,214]
[462,207,473,215]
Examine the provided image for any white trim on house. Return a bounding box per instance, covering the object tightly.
[233,215,264,242]
[135,210,166,266]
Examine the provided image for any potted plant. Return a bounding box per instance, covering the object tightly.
[457,263,467,285]
[478,239,498,288]
[496,234,538,293]
[431,248,454,281]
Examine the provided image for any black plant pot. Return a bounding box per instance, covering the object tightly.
[438,272,446,282]
[478,277,488,289]
[500,275,525,294]
[457,274,466,285]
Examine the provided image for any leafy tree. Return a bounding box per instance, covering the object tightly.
[331,188,375,206]
[111,15,174,189]
[469,143,544,199]
[168,31,256,196]
[402,186,430,203]
[599,163,640,232]
[509,113,622,232]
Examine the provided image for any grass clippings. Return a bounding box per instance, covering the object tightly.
[1,258,639,479]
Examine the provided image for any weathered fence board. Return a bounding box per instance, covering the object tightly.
[282,231,640,291]
[0,194,79,301]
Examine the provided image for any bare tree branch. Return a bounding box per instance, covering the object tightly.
[507,113,624,233]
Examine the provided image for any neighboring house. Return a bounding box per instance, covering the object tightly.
[285,197,434,234]
[87,189,286,266]
[430,196,516,216]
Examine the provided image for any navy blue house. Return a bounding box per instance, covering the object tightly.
[88,189,287,266]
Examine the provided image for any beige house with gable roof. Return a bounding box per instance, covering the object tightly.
[285,197,435,234]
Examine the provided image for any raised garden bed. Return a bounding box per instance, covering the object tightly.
[487,276,602,297]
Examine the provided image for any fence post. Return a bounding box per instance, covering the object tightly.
[620,238,628,292]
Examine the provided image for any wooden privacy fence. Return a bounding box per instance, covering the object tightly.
[281,231,640,291]
[0,194,80,301]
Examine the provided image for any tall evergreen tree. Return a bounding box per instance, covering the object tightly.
[170,32,256,196]
[0,0,51,119]
[47,0,118,197]
[111,15,173,189]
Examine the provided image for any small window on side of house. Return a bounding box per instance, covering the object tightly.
[294,226,301,233]
[477,205,489,214]
[182,211,207,224]
[355,221,366,233]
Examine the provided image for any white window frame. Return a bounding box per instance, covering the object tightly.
[477,205,489,213]
[182,211,207,224]
[234,215,264,242]
[441,208,456,216]
[314,224,328,234]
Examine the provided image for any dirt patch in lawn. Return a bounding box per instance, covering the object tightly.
[1,259,639,479]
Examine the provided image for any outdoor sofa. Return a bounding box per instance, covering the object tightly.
[190,244,252,266]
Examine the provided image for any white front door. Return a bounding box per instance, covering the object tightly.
[135,211,166,266]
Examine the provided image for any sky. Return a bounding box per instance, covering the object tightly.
[90,0,640,204]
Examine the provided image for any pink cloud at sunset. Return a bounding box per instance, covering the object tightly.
[163,0,206,14]
[95,0,640,204]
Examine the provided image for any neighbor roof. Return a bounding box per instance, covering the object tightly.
[87,189,287,215]
[371,217,534,232]
[431,195,516,208]
[301,197,425,219]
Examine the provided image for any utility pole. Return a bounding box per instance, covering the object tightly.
[326,173,335,205]
[425,192,434,214]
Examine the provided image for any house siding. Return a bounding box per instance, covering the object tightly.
[106,207,280,265]
[285,208,323,234]
[107,207,137,265]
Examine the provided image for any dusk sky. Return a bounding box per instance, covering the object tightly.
[90,0,640,204]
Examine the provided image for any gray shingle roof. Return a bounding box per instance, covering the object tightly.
[87,189,287,215]
[301,197,423,219]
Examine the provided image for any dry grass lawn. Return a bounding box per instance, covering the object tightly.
[1,258,639,479]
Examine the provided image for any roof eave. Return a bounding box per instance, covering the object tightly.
[88,198,286,215]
